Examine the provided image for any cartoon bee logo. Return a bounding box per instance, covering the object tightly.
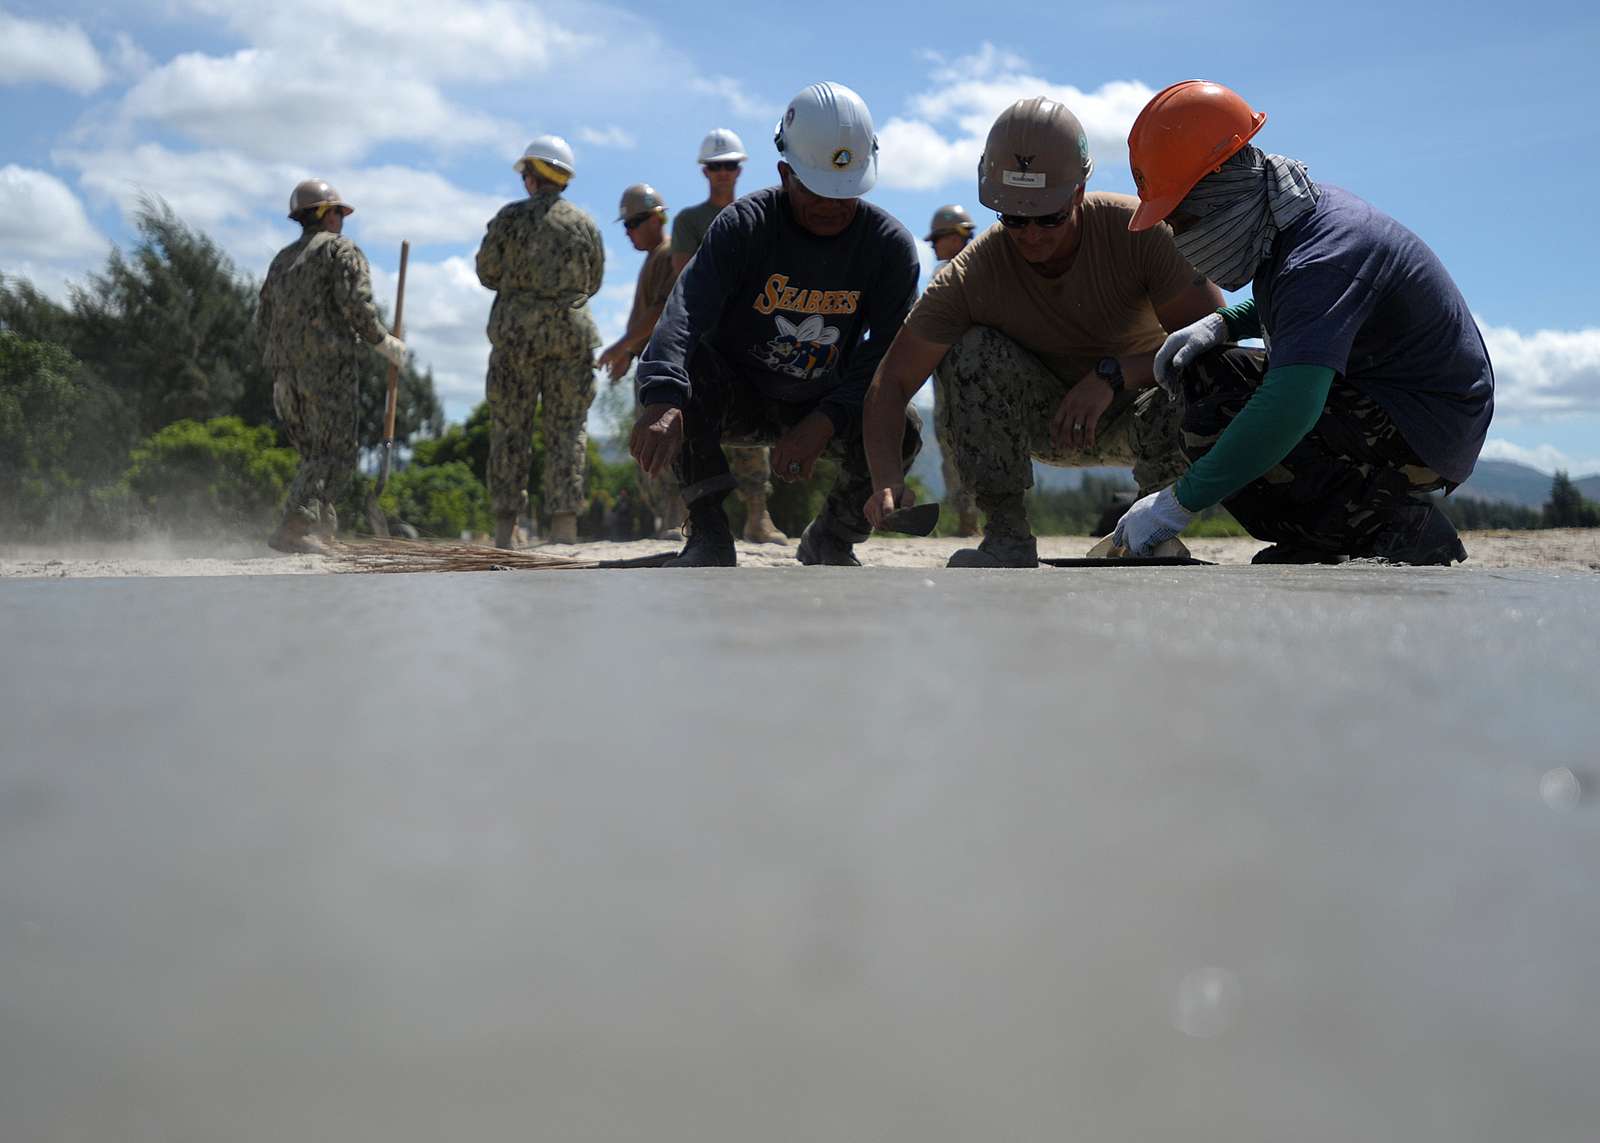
[758,314,841,379]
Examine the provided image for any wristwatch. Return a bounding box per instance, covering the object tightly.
[1095,356,1125,394]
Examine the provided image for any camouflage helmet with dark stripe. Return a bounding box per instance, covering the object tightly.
[288,179,353,221]
[616,182,666,221]
[925,204,975,241]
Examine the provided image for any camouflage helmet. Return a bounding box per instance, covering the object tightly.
[616,182,666,221]
[925,204,975,242]
[288,179,353,221]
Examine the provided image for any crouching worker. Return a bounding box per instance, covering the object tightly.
[860,97,1224,567]
[258,180,405,554]
[630,81,922,567]
[1110,81,1493,564]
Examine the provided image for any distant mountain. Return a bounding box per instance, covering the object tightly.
[1456,460,1600,508]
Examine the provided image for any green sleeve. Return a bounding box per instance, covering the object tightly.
[1174,363,1335,511]
[1219,297,1260,340]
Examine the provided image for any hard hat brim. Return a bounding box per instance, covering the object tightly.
[700,150,747,164]
[787,152,877,200]
[1128,191,1182,233]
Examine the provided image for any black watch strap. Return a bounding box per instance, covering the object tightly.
[1096,356,1125,393]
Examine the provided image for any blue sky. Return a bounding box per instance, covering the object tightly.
[2,0,1597,474]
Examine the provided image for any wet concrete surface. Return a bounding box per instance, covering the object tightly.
[2,565,1598,1141]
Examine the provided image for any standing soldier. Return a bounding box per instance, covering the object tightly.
[598,183,681,538]
[670,127,788,545]
[924,204,979,536]
[476,134,604,548]
[258,179,405,555]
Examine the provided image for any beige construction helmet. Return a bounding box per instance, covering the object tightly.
[978,98,1093,216]
[288,179,353,221]
[925,204,975,241]
[616,183,666,221]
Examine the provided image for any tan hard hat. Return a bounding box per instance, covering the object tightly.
[616,182,666,221]
[288,179,352,220]
[925,203,975,241]
[978,98,1093,216]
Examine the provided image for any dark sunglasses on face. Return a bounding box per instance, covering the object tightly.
[703,161,742,173]
[623,213,657,231]
[998,210,1070,230]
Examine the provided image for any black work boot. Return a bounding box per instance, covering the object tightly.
[667,500,737,567]
[947,494,1038,568]
[796,512,862,566]
[1362,503,1468,566]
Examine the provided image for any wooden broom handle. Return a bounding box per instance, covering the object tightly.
[382,240,410,443]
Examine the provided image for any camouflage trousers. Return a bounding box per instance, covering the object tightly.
[1183,347,1448,552]
[273,364,359,535]
[931,377,974,515]
[937,327,1188,515]
[633,383,770,531]
[676,345,922,542]
[487,349,594,519]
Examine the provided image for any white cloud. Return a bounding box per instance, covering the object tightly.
[876,43,1154,192]
[0,165,108,261]
[1478,319,1600,417]
[577,126,637,150]
[370,256,490,411]
[58,144,509,251]
[0,11,108,95]
[120,50,509,164]
[689,75,781,123]
[1479,439,1600,478]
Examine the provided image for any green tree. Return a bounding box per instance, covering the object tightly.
[377,461,491,538]
[0,200,443,448]
[123,417,298,533]
[1543,471,1600,528]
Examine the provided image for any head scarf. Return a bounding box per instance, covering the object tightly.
[1171,146,1320,291]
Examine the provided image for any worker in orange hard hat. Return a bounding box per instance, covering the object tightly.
[1109,80,1494,565]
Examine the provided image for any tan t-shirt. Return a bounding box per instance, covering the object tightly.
[905,192,1196,383]
[625,241,677,348]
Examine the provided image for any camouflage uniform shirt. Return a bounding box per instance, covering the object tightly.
[258,230,388,368]
[476,188,604,355]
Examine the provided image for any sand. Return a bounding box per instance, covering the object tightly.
[2,529,1597,579]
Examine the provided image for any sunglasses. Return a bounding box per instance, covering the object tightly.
[703,161,742,173]
[623,213,658,231]
[997,210,1070,230]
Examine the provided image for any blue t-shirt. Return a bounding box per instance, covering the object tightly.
[1253,185,1493,484]
[637,187,919,431]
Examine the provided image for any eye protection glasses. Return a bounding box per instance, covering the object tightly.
[997,210,1070,230]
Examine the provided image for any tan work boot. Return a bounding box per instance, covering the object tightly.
[741,493,789,544]
[955,506,980,537]
[494,514,517,550]
[549,511,578,545]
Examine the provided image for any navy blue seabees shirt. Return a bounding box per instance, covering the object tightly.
[637,186,919,431]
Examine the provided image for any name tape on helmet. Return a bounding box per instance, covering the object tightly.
[1003,171,1047,188]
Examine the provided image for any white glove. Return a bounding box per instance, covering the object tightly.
[375,333,407,368]
[1153,312,1226,399]
[1111,486,1194,555]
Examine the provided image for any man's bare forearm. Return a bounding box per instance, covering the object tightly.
[863,369,921,492]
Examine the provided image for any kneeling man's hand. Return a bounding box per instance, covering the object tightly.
[630,404,684,477]
[1052,373,1115,450]
[864,483,914,530]
[771,411,834,483]
[1110,486,1194,555]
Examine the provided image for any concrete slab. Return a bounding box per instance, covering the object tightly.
[2,566,1598,1141]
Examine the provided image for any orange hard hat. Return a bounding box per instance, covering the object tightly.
[1127,80,1267,232]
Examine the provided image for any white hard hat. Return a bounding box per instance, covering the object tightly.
[773,81,878,199]
[697,128,747,164]
[514,134,577,179]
